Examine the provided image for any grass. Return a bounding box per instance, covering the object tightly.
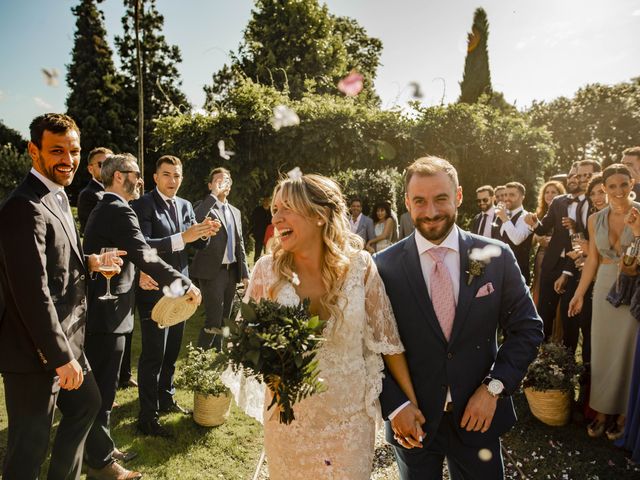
[1,304,639,479]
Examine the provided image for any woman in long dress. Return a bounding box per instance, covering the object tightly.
[245,174,422,479]
[569,164,640,440]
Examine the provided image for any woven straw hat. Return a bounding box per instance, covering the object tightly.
[151,295,198,328]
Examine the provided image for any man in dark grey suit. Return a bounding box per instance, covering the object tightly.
[77,147,112,234]
[349,197,375,243]
[191,167,249,350]
[83,154,201,479]
[0,113,106,480]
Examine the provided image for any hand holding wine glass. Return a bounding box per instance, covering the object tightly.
[99,247,119,300]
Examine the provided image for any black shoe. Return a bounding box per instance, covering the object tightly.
[119,378,138,389]
[159,401,191,415]
[137,419,173,438]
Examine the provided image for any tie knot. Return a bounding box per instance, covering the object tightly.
[427,246,449,263]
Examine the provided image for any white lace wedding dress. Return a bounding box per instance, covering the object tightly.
[230,251,404,479]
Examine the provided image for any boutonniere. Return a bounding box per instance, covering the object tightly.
[466,244,502,285]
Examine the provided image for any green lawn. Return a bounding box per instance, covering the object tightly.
[2,305,640,479]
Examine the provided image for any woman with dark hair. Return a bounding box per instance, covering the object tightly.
[569,164,640,440]
[586,174,607,213]
[366,202,395,253]
[531,180,565,305]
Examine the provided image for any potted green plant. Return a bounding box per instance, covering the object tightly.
[176,343,231,427]
[522,342,583,426]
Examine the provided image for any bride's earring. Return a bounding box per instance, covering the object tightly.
[317,221,323,227]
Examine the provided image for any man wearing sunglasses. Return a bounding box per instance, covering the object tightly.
[471,185,497,238]
[77,147,112,234]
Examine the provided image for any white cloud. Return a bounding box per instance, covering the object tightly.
[632,9,640,16]
[33,97,53,109]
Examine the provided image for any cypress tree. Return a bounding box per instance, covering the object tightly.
[458,8,492,104]
[66,0,129,156]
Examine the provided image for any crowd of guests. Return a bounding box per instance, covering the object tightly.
[470,147,640,464]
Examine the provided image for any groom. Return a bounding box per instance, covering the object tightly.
[375,156,543,479]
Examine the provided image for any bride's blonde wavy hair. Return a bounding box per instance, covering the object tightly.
[269,174,363,330]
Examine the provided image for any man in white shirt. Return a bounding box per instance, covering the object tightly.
[496,182,533,283]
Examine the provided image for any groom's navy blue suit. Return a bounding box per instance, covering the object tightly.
[376,228,543,479]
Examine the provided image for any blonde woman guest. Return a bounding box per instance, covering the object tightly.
[569,164,640,440]
[366,202,395,253]
[531,181,565,305]
[245,174,422,479]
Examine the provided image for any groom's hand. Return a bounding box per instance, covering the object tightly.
[460,385,498,433]
[390,403,425,449]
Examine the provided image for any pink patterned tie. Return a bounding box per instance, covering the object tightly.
[427,247,455,341]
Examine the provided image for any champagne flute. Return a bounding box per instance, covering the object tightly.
[98,247,119,300]
[570,232,585,252]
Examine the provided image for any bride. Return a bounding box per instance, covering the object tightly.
[239,173,422,479]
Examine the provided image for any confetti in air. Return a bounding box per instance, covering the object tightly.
[41,68,60,87]
[287,166,303,181]
[469,245,501,263]
[162,279,186,298]
[337,71,364,97]
[478,448,493,462]
[291,272,301,286]
[408,81,424,99]
[270,105,300,131]
[143,248,160,263]
[217,140,235,160]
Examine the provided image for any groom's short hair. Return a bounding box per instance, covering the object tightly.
[404,156,459,192]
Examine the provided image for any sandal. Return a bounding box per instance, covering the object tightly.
[605,422,625,441]
[587,419,606,438]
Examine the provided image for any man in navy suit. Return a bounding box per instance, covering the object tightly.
[191,167,250,350]
[132,155,218,436]
[375,156,543,479]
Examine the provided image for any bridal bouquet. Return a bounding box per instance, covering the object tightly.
[223,298,326,424]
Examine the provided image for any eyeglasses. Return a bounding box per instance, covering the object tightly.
[119,170,141,179]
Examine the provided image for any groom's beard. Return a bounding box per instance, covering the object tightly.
[414,211,457,242]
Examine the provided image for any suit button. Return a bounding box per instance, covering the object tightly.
[447,352,453,360]
[81,298,86,304]
[80,275,85,281]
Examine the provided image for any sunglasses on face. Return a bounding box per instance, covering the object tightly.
[119,170,141,179]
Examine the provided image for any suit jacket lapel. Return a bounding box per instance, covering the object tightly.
[449,229,476,345]
[401,234,448,344]
[41,190,83,263]
[152,189,180,233]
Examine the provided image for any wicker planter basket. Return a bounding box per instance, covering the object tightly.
[193,392,232,427]
[524,387,571,426]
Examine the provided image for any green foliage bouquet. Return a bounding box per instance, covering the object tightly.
[523,343,583,393]
[224,298,326,424]
[176,343,230,397]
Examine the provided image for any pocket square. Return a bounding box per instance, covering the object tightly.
[475,282,495,298]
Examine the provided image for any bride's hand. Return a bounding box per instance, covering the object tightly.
[390,403,425,449]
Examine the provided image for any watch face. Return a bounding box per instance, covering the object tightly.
[488,379,504,395]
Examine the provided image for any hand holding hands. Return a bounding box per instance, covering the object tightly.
[390,402,425,449]
[460,384,498,433]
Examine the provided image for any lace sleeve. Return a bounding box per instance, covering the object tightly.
[221,255,274,424]
[363,252,404,355]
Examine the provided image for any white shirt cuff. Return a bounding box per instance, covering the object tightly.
[562,270,574,277]
[388,400,412,420]
[170,233,185,252]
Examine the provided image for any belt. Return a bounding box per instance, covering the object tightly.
[221,262,237,270]
[444,401,454,413]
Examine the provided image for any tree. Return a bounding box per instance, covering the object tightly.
[458,8,492,104]
[204,0,382,107]
[0,120,26,150]
[66,0,129,154]
[0,145,30,201]
[115,0,188,174]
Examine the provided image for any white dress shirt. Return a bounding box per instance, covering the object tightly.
[567,194,588,228]
[214,197,237,264]
[30,168,77,243]
[499,206,531,245]
[349,213,362,234]
[478,206,495,238]
[156,188,185,252]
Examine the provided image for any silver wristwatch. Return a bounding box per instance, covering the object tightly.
[484,377,505,397]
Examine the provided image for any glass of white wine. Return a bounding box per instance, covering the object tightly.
[98,247,119,300]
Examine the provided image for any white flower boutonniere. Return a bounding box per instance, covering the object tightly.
[466,245,501,285]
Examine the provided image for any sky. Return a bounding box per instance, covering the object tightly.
[0,0,639,138]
